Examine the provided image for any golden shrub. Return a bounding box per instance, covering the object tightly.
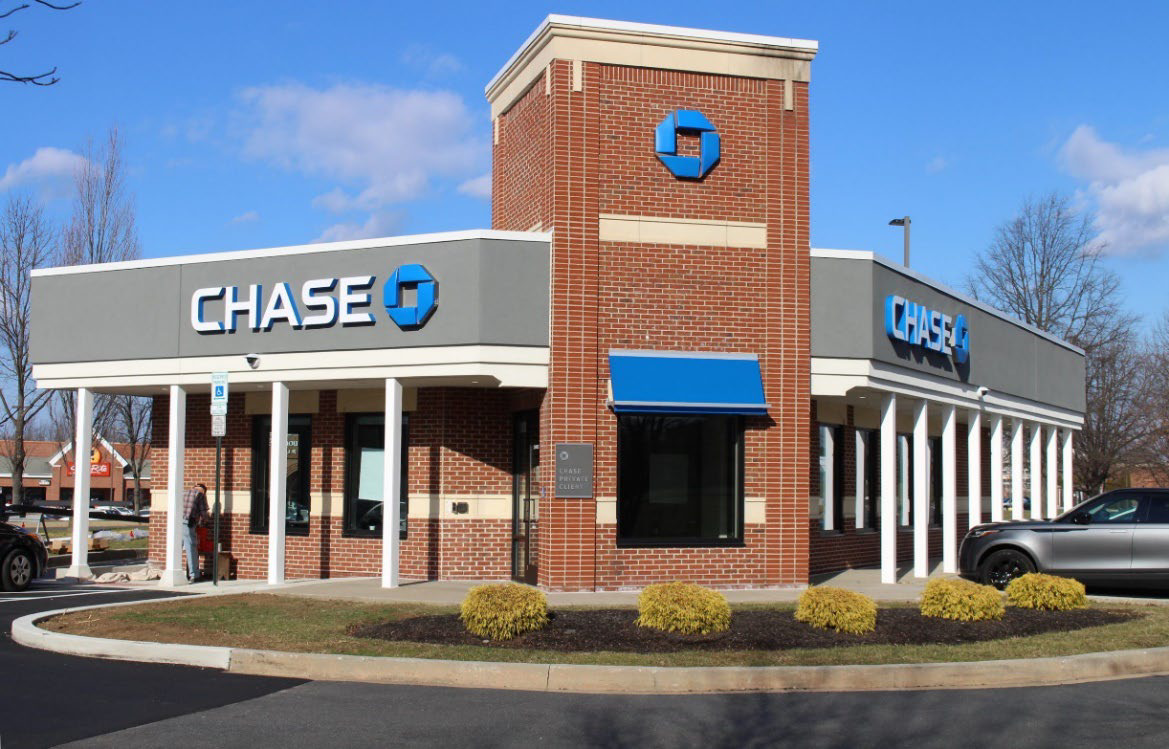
[1006,573,1087,611]
[795,586,878,634]
[635,582,732,635]
[459,583,549,640]
[920,578,1005,621]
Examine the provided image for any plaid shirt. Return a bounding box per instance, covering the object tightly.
[182,487,211,526]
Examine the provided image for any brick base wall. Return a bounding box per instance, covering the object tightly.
[148,511,511,581]
[592,524,772,591]
[808,515,973,576]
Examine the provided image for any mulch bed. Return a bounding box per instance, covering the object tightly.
[349,607,1136,653]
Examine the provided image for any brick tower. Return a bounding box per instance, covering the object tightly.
[488,16,817,590]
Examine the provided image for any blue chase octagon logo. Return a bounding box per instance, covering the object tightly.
[654,109,721,179]
[383,263,438,329]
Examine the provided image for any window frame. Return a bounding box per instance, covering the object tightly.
[341,412,410,540]
[249,414,312,536]
[615,413,745,548]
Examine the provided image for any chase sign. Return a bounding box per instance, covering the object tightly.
[655,109,721,179]
[191,264,439,334]
[885,295,970,364]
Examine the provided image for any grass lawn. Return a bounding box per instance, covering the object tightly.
[40,594,1169,668]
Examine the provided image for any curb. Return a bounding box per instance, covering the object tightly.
[14,600,1169,693]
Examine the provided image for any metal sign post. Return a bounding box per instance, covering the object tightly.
[210,372,229,586]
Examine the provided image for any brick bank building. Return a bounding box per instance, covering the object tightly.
[30,16,1084,590]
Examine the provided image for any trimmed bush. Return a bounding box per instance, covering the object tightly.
[920,578,1005,622]
[636,582,732,635]
[795,587,878,635]
[1006,573,1087,611]
[459,583,549,640]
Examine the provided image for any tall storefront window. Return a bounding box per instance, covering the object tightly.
[617,414,743,546]
[817,423,845,532]
[250,415,312,535]
[343,413,409,538]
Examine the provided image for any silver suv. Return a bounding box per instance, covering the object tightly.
[959,489,1169,589]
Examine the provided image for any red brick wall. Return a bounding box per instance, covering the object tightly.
[148,387,527,581]
[493,59,811,590]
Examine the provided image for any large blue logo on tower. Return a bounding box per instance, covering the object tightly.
[654,109,721,179]
[383,264,438,329]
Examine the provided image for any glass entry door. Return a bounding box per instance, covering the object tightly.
[512,411,540,584]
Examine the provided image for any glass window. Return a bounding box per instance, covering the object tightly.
[1142,495,1169,524]
[856,428,879,529]
[250,415,311,535]
[1085,494,1140,524]
[343,413,409,538]
[817,424,845,532]
[617,414,742,545]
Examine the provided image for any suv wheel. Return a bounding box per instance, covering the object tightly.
[2,548,34,592]
[979,548,1035,590]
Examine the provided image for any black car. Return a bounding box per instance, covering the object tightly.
[0,518,48,592]
[960,488,1169,589]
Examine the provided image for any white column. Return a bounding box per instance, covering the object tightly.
[1011,419,1024,520]
[967,410,982,528]
[990,414,1004,522]
[267,382,288,585]
[941,404,957,574]
[821,426,835,532]
[382,378,403,588]
[880,394,897,584]
[1046,426,1059,517]
[854,429,867,529]
[1029,422,1043,519]
[1062,429,1074,511]
[66,388,94,580]
[899,435,911,526]
[913,400,929,578]
[160,385,188,587]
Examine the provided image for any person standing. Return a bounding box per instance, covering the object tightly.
[181,482,211,582]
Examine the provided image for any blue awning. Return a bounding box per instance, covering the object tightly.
[608,350,769,416]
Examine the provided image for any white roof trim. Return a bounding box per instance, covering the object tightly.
[31,229,552,278]
[810,248,1085,356]
[47,435,130,468]
[487,14,819,94]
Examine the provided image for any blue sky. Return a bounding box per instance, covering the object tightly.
[3,0,1168,324]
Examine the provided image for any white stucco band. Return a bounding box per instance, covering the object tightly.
[31,345,550,393]
[811,357,1084,431]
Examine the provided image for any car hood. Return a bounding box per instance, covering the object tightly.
[969,519,1059,533]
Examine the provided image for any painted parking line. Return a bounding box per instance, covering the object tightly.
[0,589,133,604]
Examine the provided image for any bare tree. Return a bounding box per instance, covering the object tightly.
[968,192,1141,493]
[1,0,80,85]
[1133,313,1169,486]
[52,128,142,487]
[969,192,1132,353]
[114,395,150,512]
[1075,336,1155,493]
[0,195,55,505]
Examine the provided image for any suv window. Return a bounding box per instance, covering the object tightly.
[1141,494,1169,523]
[1085,494,1141,524]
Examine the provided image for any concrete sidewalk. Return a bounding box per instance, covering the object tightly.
[253,563,953,606]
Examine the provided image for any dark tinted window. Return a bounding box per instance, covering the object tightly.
[1085,494,1140,524]
[343,413,409,538]
[617,414,742,545]
[1142,494,1169,523]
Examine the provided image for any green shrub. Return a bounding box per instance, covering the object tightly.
[636,582,732,635]
[920,578,1005,621]
[459,583,549,640]
[1006,573,1087,611]
[795,586,878,634]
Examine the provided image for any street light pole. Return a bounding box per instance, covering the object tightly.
[889,216,911,267]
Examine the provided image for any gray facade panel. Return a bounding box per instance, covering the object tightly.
[32,237,550,364]
[31,265,182,364]
[811,255,1086,413]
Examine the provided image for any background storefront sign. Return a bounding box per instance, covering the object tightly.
[67,462,110,477]
[555,443,594,499]
[885,294,970,364]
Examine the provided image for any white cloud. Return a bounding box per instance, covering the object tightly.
[457,173,491,199]
[1061,126,1169,254]
[230,210,260,225]
[237,82,486,235]
[400,45,463,77]
[925,156,948,174]
[0,147,86,192]
[315,211,403,244]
